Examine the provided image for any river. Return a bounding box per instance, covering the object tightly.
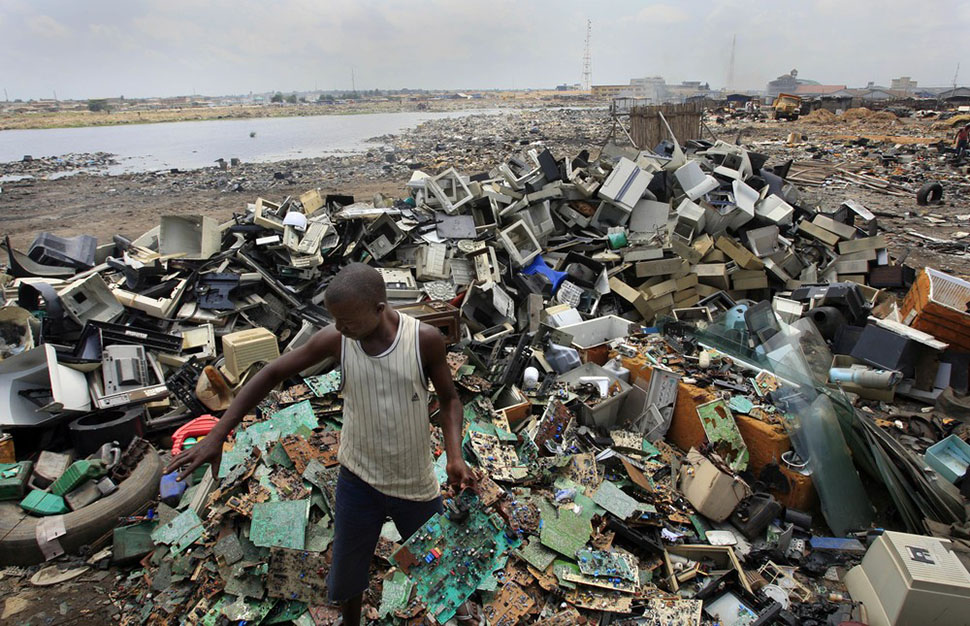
[0,109,508,176]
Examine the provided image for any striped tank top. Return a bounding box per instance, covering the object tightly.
[337,312,439,501]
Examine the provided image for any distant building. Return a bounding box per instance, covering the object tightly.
[592,84,632,98]
[766,69,822,98]
[793,84,847,97]
[667,81,713,103]
[891,76,918,92]
[596,76,712,103]
[629,76,667,103]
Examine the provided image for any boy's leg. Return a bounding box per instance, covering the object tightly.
[387,493,443,541]
[327,468,387,626]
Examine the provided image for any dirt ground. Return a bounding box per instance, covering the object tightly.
[0,565,122,625]
[0,172,402,249]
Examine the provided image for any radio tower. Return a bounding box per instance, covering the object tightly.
[581,20,592,91]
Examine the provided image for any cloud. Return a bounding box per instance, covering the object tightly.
[0,0,966,99]
[28,14,69,38]
[634,4,690,25]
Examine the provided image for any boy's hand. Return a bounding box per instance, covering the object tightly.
[446,459,478,493]
[164,434,225,482]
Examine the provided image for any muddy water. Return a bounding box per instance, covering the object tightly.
[0,109,506,175]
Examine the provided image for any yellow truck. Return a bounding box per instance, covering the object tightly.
[771,93,802,120]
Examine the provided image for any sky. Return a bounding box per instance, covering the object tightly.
[2,0,968,101]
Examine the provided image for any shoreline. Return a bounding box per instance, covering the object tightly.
[0,99,594,132]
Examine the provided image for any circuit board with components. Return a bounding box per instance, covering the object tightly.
[390,492,520,624]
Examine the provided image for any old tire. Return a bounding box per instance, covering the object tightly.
[917,181,943,206]
[0,446,162,566]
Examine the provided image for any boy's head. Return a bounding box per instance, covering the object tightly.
[324,263,388,340]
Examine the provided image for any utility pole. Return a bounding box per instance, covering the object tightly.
[727,34,736,92]
[581,20,592,92]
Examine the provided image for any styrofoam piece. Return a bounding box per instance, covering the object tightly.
[598,157,650,211]
[755,195,794,226]
[159,215,221,260]
[497,220,541,267]
[674,160,718,201]
[629,199,670,234]
[0,344,91,426]
[58,273,124,325]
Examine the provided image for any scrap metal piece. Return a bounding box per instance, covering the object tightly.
[267,547,329,603]
[390,493,519,624]
[250,499,310,550]
[591,480,638,520]
[151,509,204,554]
[696,399,749,472]
[303,370,341,396]
[195,273,240,310]
[378,570,414,618]
[483,581,536,626]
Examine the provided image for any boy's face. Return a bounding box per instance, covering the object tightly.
[327,296,384,340]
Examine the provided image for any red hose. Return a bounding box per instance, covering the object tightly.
[171,415,221,455]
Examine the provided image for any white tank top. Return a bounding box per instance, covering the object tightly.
[337,312,439,501]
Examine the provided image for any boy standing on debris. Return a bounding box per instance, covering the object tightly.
[166,262,477,626]
[957,125,970,160]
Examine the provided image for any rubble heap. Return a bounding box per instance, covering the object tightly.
[2,128,970,626]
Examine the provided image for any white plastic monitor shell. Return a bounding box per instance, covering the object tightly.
[675,198,707,233]
[159,215,222,260]
[0,344,91,426]
[755,195,795,226]
[674,161,718,201]
[629,199,670,234]
[426,167,474,215]
[497,220,541,267]
[58,273,124,325]
[598,158,650,211]
[730,179,760,230]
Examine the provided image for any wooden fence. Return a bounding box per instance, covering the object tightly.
[627,102,704,149]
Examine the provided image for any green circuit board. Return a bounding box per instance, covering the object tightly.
[390,493,519,624]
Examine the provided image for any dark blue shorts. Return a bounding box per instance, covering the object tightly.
[326,467,443,603]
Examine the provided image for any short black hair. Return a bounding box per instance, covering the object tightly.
[324,263,387,307]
